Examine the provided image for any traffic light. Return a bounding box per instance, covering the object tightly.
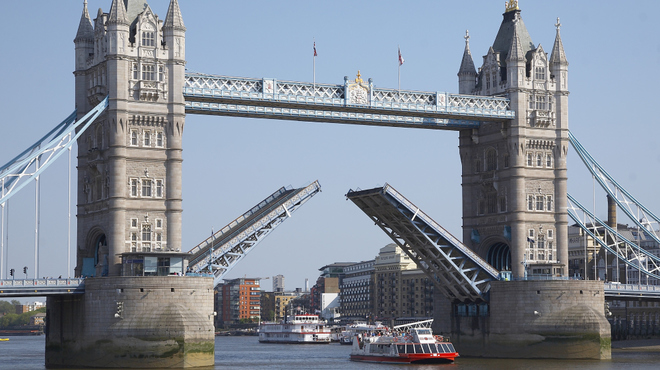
[23,266,27,274]
[9,268,14,277]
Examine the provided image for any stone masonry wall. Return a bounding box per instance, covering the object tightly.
[438,280,611,359]
[46,276,215,368]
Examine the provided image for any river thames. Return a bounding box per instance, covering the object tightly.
[1,335,660,369]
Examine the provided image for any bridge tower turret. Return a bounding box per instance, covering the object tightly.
[73,0,186,277]
[458,0,569,278]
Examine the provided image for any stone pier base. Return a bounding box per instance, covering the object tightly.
[434,280,611,359]
[46,276,215,368]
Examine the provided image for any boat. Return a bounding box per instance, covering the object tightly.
[349,320,458,364]
[0,338,9,341]
[339,321,388,345]
[258,313,331,344]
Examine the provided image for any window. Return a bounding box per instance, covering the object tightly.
[158,65,165,82]
[142,31,155,47]
[528,195,534,211]
[535,95,547,110]
[142,224,152,242]
[529,229,535,238]
[142,179,152,197]
[487,192,497,214]
[546,154,553,168]
[486,149,497,171]
[156,219,162,229]
[131,218,138,228]
[527,153,533,166]
[486,74,491,90]
[475,159,481,173]
[478,199,485,215]
[131,130,138,146]
[499,196,506,213]
[132,63,139,80]
[536,196,544,211]
[156,233,162,242]
[156,132,163,147]
[547,195,553,211]
[156,179,163,198]
[131,232,137,241]
[548,229,554,239]
[503,154,510,168]
[538,235,545,250]
[142,64,155,80]
[143,130,151,146]
[535,67,546,80]
[130,179,138,197]
[536,153,542,167]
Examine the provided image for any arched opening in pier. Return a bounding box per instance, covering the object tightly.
[487,242,511,271]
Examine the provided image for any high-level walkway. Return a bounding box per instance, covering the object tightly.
[183,73,515,129]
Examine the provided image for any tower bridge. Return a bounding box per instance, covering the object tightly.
[4,0,660,366]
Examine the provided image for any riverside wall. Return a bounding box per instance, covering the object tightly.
[434,280,611,359]
[45,276,215,368]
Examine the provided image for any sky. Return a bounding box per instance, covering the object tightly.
[1,1,660,292]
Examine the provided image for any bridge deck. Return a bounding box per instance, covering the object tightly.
[346,183,500,303]
[187,181,321,286]
[184,74,514,129]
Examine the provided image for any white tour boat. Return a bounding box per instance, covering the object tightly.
[258,314,331,344]
[350,320,458,364]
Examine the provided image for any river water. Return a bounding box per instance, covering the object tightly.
[1,335,659,369]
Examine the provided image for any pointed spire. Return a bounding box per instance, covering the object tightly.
[164,0,186,31]
[458,30,477,75]
[108,0,128,25]
[74,0,94,42]
[550,17,568,66]
[506,21,524,62]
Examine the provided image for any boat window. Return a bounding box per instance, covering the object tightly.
[422,344,431,353]
[447,343,456,353]
[430,344,438,353]
[439,343,447,352]
[417,329,431,335]
[405,344,414,354]
[414,345,423,354]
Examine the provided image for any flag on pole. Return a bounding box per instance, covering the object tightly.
[398,46,404,66]
[314,41,317,57]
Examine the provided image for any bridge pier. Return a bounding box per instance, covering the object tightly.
[434,280,611,359]
[45,277,214,368]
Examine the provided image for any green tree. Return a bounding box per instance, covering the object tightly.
[0,300,14,315]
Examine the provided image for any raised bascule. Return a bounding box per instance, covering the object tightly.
[10,0,660,366]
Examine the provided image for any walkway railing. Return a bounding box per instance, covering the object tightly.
[0,278,85,297]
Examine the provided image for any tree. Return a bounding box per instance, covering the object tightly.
[0,300,14,315]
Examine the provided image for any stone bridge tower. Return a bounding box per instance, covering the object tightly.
[74,0,186,277]
[458,0,569,278]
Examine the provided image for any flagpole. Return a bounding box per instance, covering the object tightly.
[313,39,316,89]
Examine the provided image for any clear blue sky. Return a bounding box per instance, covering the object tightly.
[1,1,659,291]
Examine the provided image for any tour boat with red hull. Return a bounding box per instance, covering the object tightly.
[350,324,458,364]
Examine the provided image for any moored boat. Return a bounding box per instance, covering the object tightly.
[349,321,458,364]
[258,314,331,344]
[339,321,388,345]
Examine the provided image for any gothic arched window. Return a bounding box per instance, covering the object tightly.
[486,148,497,171]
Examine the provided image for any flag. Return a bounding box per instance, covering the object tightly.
[398,46,404,66]
[314,42,317,57]
[527,237,535,244]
